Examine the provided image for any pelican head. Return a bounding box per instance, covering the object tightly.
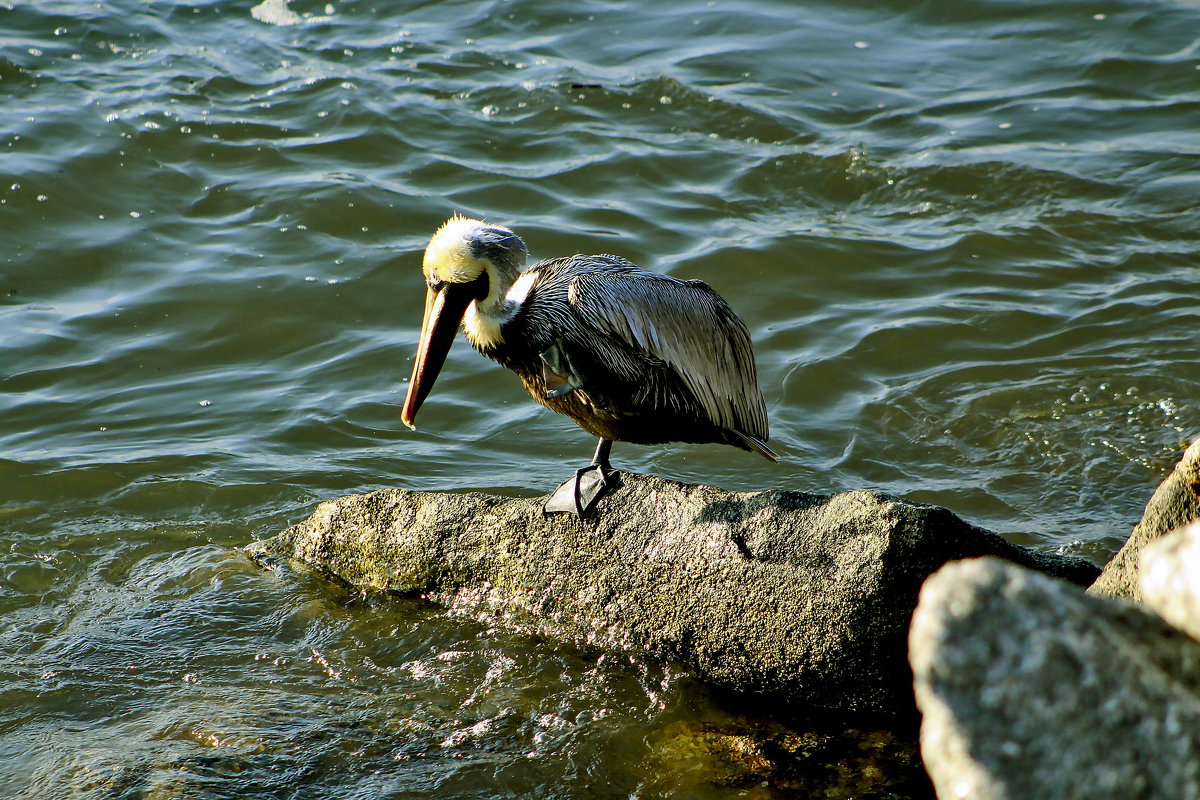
[401,216,528,429]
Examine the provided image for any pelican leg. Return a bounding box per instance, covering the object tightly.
[544,439,617,516]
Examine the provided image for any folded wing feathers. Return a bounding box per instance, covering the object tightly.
[566,263,769,440]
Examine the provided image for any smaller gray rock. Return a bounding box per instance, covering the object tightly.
[911,557,1200,800]
[1091,436,1200,600]
[1141,521,1200,642]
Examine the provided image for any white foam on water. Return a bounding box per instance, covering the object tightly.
[251,0,332,27]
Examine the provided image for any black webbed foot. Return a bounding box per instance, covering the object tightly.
[543,463,615,517]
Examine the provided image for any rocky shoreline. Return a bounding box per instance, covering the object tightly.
[911,435,1200,799]
[248,435,1200,798]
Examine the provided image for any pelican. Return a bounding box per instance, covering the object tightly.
[401,215,777,515]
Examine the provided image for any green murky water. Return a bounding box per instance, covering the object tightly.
[2,0,1198,796]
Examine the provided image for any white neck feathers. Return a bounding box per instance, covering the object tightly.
[462,269,539,350]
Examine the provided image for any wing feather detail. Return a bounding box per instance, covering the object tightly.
[564,261,769,440]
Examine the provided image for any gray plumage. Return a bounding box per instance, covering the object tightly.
[491,254,773,456]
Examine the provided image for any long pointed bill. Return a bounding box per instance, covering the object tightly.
[401,284,476,429]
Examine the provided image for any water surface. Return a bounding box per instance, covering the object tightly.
[2,0,1198,796]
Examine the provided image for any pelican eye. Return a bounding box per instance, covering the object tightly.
[428,278,446,292]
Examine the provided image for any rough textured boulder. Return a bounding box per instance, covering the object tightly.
[911,557,1200,800]
[1140,521,1200,642]
[1090,436,1200,600]
[249,473,1097,715]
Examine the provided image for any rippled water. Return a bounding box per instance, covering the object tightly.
[2,0,1198,796]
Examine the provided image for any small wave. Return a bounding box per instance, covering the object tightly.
[250,0,331,28]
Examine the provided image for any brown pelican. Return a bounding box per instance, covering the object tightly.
[401,215,777,515]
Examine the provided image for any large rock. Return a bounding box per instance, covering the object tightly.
[249,473,1098,715]
[910,557,1200,800]
[1090,436,1200,600]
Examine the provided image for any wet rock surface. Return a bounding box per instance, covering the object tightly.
[911,556,1200,800]
[644,712,931,799]
[249,472,1098,715]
